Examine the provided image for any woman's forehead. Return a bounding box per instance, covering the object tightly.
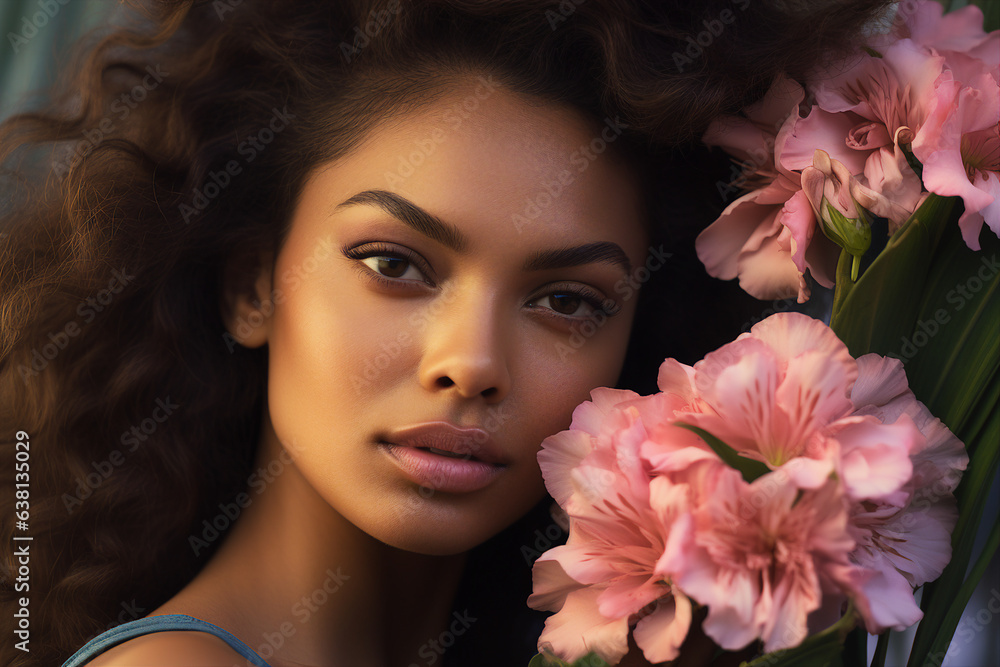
[293,80,648,256]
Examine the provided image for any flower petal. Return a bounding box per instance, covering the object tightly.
[852,354,910,408]
[633,592,693,663]
[537,587,631,665]
[852,565,924,634]
[538,430,594,508]
[782,108,869,174]
[528,554,583,612]
[830,416,918,500]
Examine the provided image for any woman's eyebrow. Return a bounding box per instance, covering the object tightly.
[334,189,631,274]
[333,189,468,251]
[523,243,632,274]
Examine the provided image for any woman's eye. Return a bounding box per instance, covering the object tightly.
[360,255,426,282]
[528,283,620,323]
[538,293,590,317]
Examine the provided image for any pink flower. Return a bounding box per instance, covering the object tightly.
[893,0,1000,74]
[782,39,942,230]
[839,354,968,633]
[882,1,1000,247]
[800,150,874,281]
[696,76,837,303]
[785,1,1000,249]
[912,63,999,249]
[529,403,693,664]
[801,149,914,247]
[655,313,918,500]
[697,0,999,302]
[528,313,965,661]
[536,387,646,509]
[658,465,859,653]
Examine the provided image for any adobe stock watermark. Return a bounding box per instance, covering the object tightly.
[383,75,501,188]
[253,566,351,662]
[188,439,306,556]
[339,0,402,63]
[890,0,935,32]
[401,404,514,511]
[726,467,791,532]
[222,235,335,353]
[80,599,146,644]
[893,253,999,362]
[406,610,477,667]
[672,0,752,73]
[555,244,672,361]
[62,396,180,514]
[17,267,136,383]
[714,134,781,204]
[512,115,629,234]
[7,0,72,54]
[741,296,799,333]
[212,0,244,20]
[545,0,587,31]
[179,106,296,224]
[948,588,1000,660]
[562,439,647,513]
[51,65,169,181]
[520,517,568,565]
[349,281,460,393]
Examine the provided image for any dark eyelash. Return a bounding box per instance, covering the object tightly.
[341,241,409,262]
[341,241,434,285]
[535,283,621,318]
[342,243,618,318]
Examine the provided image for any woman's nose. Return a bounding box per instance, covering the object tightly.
[417,289,511,402]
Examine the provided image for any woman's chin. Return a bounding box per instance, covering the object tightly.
[355,492,534,556]
[365,520,486,556]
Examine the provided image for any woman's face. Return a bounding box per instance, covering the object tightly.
[243,78,650,555]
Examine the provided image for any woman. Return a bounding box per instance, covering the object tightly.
[0,1,890,665]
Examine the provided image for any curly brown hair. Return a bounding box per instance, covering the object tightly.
[0,0,891,664]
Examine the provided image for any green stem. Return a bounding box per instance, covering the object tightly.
[870,632,889,667]
[844,628,868,667]
[739,603,858,667]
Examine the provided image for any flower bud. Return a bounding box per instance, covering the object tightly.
[801,150,873,280]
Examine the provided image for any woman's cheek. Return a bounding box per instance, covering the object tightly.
[541,324,630,393]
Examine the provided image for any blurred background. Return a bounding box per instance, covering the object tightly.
[1,0,116,120]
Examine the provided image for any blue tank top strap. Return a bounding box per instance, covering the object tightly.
[60,614,273,666]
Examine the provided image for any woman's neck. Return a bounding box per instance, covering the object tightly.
[149,413,469,667]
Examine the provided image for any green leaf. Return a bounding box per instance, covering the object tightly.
[674,422,772,483]
[927,514,1000,662]
[739,603,858,667]
[528,651,610,667]
[828,191,1000,666]
[830,194,957,356]
[908,414,1000,666]
[871,631,890,667]
[901,219,1000,438]
[821,200,872,260]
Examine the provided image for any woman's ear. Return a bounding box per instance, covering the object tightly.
[220,248,275,349]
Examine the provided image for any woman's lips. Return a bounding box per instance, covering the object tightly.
[379,421,509,493]
[379,443,507,493]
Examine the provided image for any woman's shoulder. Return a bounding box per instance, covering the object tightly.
[64,611,271,667]
[78,630,257,666]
